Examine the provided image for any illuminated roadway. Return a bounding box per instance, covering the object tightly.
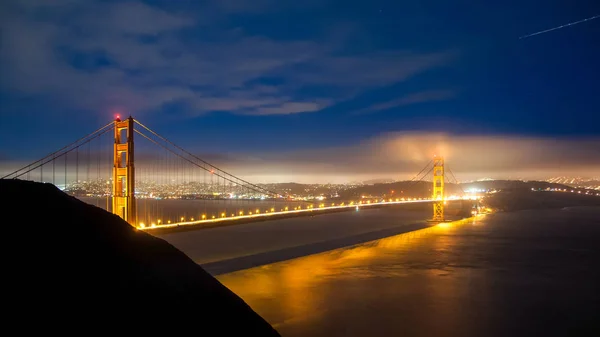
[140,196,480,231]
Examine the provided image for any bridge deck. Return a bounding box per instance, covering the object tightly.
[141,198,477,234]
[142,199,438,233]
[156,207,436,274]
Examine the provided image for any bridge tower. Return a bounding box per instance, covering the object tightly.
[432,155,445,221]
[112,116,137,226]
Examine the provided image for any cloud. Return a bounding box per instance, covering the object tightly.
[354,89,457,115]
[243,102,326,115]
[182,133,600,183]
[98,2,195,34]
[296,51,452,87]
[2,132,598,184]
[0,0,454,117]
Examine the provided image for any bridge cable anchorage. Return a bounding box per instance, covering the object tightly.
[132,119,288,200]
[133,129,281,199]
[2,124,115,180]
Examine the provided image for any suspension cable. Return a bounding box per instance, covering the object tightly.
[134,129,277,198]
[133,119,285,198]
[446,165,459,184]
[6,125,114,179]
[1,122,114,179]
[397,162,435,198]
[445,164,466,194]
[407,159,433,182]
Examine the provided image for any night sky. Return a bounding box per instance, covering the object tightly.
[1,0,599,183]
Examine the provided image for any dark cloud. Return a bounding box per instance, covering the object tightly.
[0,0,453,117]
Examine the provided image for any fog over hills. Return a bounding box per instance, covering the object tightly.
[260,179,598,201]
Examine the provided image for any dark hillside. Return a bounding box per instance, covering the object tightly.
[482,190,600,212]
[2,179,280,335]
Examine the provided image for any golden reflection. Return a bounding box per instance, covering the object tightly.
[218,218,474,327]
[471,213,487,226]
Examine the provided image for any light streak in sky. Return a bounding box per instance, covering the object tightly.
[519,14,599,39]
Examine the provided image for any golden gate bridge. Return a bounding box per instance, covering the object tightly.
[2,116,477,230]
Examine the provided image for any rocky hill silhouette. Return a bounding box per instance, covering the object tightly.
[2,179,280,335]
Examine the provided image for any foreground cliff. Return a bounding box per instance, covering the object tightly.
[2,180,280,335]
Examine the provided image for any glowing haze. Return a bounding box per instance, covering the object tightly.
[187,133,600,183]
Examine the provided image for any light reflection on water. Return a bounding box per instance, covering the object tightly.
[158,207,432,269]
[218,209,600,337]
[218,219,466,334]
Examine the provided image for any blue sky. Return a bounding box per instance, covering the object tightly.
[1,0,599,182]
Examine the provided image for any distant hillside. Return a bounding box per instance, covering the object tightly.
[2,180,280,335]
[336,179,587,200]
[482,190,600,212]
[461,180,573,192]
[546,177,600,189]
[337,181,465,199]
[359,178,396,185]
[261,182,350,197]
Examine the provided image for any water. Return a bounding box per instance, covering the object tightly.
[210,207,600,337]
[157,206,432,270]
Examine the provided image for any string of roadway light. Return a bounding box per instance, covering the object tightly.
[139,195,481,230]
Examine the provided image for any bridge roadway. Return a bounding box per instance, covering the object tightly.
[151,199,472,275]
[141,198,445,233]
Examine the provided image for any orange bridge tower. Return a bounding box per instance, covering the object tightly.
[432,155,445,222]
[112,116,136,226]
